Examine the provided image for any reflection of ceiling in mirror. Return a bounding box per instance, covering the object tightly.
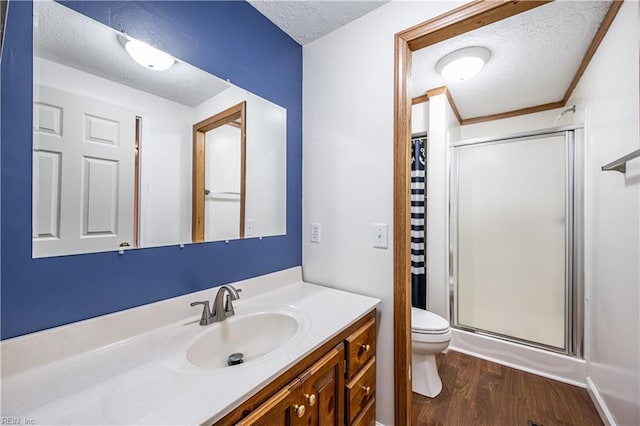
[248,0,388,45]
[33,0,231,107]
[411,1,612,119]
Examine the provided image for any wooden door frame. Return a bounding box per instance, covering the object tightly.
[133,116,141,248]
[392,2,550,424]
[192,101,247,243]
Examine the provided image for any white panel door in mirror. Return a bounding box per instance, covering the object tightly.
[33,86,135,258]
[205,125,242,241]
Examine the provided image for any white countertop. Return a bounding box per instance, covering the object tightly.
[1,281,380,425]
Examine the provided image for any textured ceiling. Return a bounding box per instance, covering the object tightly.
[34,1,230,108]
[35,0,611,117]
[248,0,388,45]
[411,1,612,119]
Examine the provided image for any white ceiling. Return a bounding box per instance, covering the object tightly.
[248,0,388,45]
[34,1,230,108]
[411,1,612,119]
[247,0,611,118]
[35,0,612,119]
[34,0,389,106]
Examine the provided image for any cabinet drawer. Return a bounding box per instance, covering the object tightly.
[345,318,376,378]
[351,397,375,426]
[345,356,376,424]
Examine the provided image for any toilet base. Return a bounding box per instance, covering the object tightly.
[412,353,442,398]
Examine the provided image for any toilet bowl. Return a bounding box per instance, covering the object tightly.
[411,307,451,398]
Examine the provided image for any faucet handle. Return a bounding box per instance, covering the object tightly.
[227,285,242,298]
[190,301,212,326]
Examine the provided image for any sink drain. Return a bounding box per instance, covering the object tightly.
[227,352,244,366]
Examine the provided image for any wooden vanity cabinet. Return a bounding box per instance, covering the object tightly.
[344,318,376,425]
[236,380,303,426]
[216,310,376,426]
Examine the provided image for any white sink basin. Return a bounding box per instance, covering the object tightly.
[186,311,299,369]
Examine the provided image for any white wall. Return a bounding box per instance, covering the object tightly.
[567,2,640,424]
[34,58,193,248]
[193,88,287,238]
[411,102,429,135]
[426,93,460,316]
[460,107,565,140]
[302,2,464,423]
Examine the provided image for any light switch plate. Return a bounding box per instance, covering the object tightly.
[310,223,321,243]
[373,223,388,249]
[246,219,254,236]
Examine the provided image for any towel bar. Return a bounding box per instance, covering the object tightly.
[601,148,640,173]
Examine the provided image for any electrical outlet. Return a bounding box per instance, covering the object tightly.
[246,219,254,236]
[373,223,388,249]
[310,223,321,243]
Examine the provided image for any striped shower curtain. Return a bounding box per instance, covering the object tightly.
[411,135,427,310]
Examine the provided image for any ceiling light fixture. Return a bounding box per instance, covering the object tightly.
[119,34,175,71]
[436,46,490,82]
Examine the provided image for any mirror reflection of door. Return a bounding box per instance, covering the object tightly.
[32,85,137,257]
[205,122,242,240]
[192,101,246,243]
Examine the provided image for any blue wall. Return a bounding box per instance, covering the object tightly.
[0,1,302,339]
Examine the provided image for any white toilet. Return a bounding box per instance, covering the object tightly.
[411,307,451,398]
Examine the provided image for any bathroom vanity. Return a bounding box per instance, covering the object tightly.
[221,311,376,425]
[0,268,380,425]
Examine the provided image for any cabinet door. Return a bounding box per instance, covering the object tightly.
[236,379,305,426]
[299,343,345,426]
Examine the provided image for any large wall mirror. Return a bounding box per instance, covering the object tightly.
[32,0,287,258]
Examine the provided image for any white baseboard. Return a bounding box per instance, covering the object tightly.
[586,376,616,426]
[375,422,386,426]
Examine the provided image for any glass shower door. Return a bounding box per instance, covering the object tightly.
[451,132,574,351]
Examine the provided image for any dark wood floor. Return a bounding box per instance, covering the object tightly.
[412,351,603,426]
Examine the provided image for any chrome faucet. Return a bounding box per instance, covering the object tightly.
[190,285,242,326]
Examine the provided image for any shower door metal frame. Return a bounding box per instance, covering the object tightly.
[448,125,584,358]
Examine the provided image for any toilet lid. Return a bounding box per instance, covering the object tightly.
[411,307,449,333]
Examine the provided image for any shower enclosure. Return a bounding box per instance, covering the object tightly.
[450,126,584,356]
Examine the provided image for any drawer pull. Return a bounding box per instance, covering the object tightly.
[294,404,306,418]
[361,385,372,395]
[361,344,371,352]
[304,393,316,406]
